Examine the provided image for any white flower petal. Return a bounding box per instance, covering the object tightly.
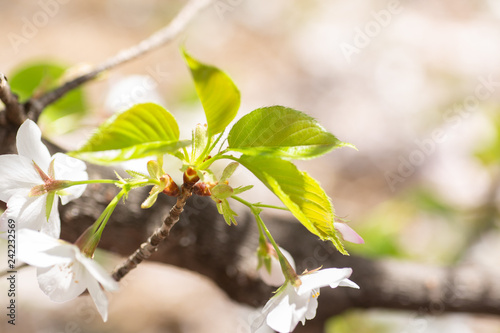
[298,268,353,295]
[258,247,296,287]
[77,253,119,292]
[265,286,296,333]
[264,283,312,333]
[288,287,312,326]
[16,120,52,171]
[37,261,87,302]
[1,192,60,238]
[18,228,59,249]
[17,229,72,267]
[260,268,360,332]
[18,229,116,321]
[0,195,38,238]
[2,194,47,234]
[339,279,360,289]
[304,294,318,321]
[52,153,88,205]
[0,155,40,201]
[86,275,110,322]
[59,186,87,205]
[41,196,61,238]
[52,153,87,178]
[253,286,285,331]
[261,286,287,316]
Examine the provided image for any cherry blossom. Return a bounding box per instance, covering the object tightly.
[0,120,88,237]
[258,268,359,333]
[258,245,296,287]
[18,229,119,321]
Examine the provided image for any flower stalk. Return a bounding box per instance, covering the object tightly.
[231,195,300,285]
[75,189,127,257]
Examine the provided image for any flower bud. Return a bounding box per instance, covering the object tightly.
[193,182,212,196]
[183,166,200,186]
[257,244,296,287]
[161,174,180,197]
[74,225,100,258]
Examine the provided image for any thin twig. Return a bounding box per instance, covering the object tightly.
[24,0,214,121]
[112,184,194,281]
[0,73,26,125]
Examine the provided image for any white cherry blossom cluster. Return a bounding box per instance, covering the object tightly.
[0,120,118,321]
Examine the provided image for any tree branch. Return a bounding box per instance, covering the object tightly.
[42,158,499,323]
[0,136,499,328]
[0,73,26,126]
[112,183,194,281]
[2,1,497,327]
[27,0,213,121]
[0,0,214,123]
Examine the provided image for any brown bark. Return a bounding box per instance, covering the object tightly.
[47,161,500,323]
[0,135,498,326]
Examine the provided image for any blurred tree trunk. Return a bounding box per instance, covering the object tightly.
[1,130,500,330]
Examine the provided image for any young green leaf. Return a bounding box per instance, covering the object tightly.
[147,160,162,179]
[9,61,87,134]
[233,185,253,195]
[217,199,238,226]
[237,155,347,254]
[211,184,233,200]
[72,103,190,164]
[191,123,209,162]
[126,170,149,179]
[182,50,240,137]
[228,106,353,159]
[220,162,239,182]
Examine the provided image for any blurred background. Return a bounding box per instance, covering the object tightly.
[1,0,500,332]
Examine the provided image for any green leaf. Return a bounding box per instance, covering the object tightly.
[218,199,238,226]
[182,50,240,137]
[191,123,209,162]
[237,155,346,254]
[233,185,253,195]
[141,184,163,209]
[9,61,87,134]
[45,191,56,221]
[220,162,239,182]
[228,106,353,159]
[126,170,149,179]
[72,103,189,164]
[211,184,233,200]
[147,160,162,179]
